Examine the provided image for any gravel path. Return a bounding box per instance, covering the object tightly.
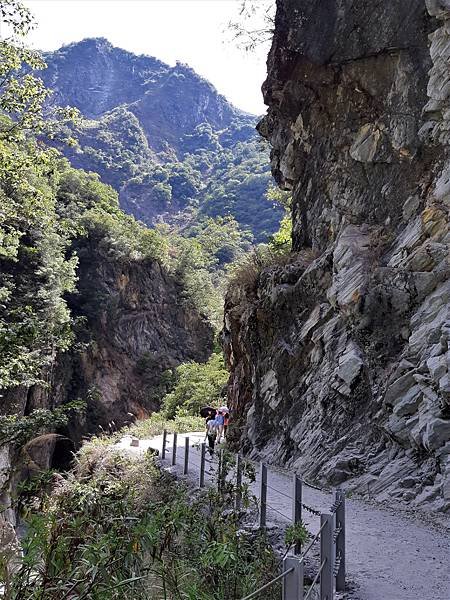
[117,433,450,600]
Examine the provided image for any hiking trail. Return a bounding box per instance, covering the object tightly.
[117,432,450,600]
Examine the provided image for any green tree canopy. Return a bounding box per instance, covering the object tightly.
[161,352,228,419]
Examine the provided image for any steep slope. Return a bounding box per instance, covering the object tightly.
[48,239,213,459]
[0,158,213,529]
[42,39,282,241]
[224,0,450,511]
[42,38,167,119]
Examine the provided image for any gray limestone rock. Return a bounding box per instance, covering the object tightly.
[424,418,450,450]
[427,354,448,381]
[350,124,392,163]
[337,343,364,388]
[225,0,450,511]
[393,386,423,417]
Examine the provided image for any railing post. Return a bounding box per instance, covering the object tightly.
[259,463,267,529]
[171,432,177,466]
[217,448,223,492]
[161,429,167,460]
[219,448,228,493]
[292,475,303,554]
[183,436,189,475]
[335,490,345,592]
[235,453,243,511]
[320,514,334,600]
[199,442,206,488]
[282,555,304,600]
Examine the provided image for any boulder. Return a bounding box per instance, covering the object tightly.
[424,418,450,450]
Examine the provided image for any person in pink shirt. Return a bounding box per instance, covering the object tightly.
[223,412,230,438]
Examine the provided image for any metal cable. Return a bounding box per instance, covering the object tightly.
[183,455,209,472]
[265,503,291,521]
[181,455,219,481]
[192,461,217,473]
[187,458,202,471]
[333,551,342,577]
[303,479,326,492]
[265,463,328,493]
[333,524,342,542]
[269,468,290,482]
[240,567,294,600]
[302,502,321,516]
[166,444,325,525]
[330,497,342,514]
[301,518,328,559]
[304,559,326,600]
[266,483,293,501]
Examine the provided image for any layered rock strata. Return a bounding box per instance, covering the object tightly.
[1,242,213,527]
[224,0,450,510]
[62,238,213,440]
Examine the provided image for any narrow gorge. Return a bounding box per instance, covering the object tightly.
[0,173,214,529]
[1,0,450,597]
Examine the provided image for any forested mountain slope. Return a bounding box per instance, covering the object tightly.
[41,38,282,241]
[0,147,214,455]
[0,23,217,527]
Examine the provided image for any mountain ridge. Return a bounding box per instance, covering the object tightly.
[43,37,252,122]
[40,38,282,240]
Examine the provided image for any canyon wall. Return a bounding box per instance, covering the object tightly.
[15,238,212,440]
[224,0,450,510]
[1,237,213,527]
[59,235,213,443]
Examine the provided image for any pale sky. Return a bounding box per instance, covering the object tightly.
[22,0,272,115]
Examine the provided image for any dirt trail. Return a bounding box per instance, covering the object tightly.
[117,433,450,600]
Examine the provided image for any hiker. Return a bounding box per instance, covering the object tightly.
[217,404,229,440]
[215,410,225,442]
[200,406,215,422]
[206,417,218,455]
[223,411,230,438]
[204,411,214,429]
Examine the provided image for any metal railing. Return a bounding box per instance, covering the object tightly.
[157,431,346,600]
[240,556,303,600]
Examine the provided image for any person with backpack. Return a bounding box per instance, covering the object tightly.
[205,417,218,455]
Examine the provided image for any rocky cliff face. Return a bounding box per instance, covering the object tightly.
[61,235,213,443]
[1,234,213,527]
[30,237,212,456]
[44,38,243,146]
[224,0,450,511]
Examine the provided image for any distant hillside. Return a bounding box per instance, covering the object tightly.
[42,38,282,241]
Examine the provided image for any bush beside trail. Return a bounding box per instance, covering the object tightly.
[5,441,280,600]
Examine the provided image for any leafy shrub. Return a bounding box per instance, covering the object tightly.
[285,522,309,549]
[227,244,293,291]
[5,444,280,599]
[269,213,292,252]
[118,412,205,441]
[0,400,85,448]
[161,352,228,419]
